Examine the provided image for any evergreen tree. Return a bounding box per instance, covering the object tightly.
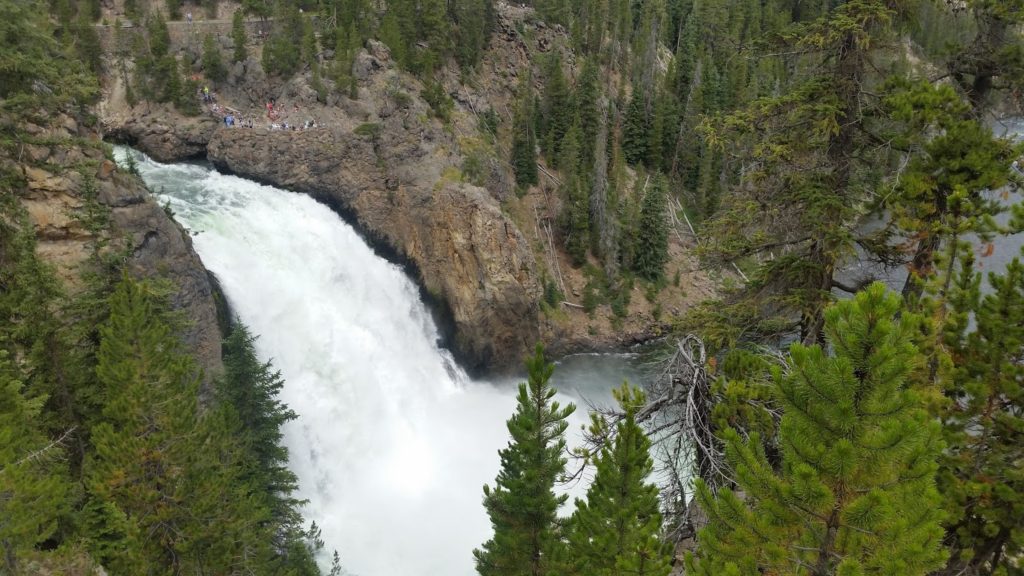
[419,0,450,73]
[575,58,601,170]
[568,384,672,576]
[943,0,1024,111]
[147,11,171,58]
[474,345,576,576]
[216,323,320,575]
[218,324,300,519]
[511,80,539,189]
[124,0,140,20]
[165,0,182,20]
[633,175,668,282]
[159,55,181,104]
[622,90,648,166]
[693,0,897,347]
[332,21,360,96]
[541,54,573,167]
[241,0,273,19]
[83,276,262,574]
[302,15,319,67]
[685,284,947,576]
[937,252,1024,575]
[565,173,591,266]
[454,0,490,69]
[262,2,303,77]
[72,15,103,75]
[85,276,200,572]
[882,80,1017,299]
[377,10,408,69]
[232,10,248,62]
[202,33,227,83]
[0,349,69,575]
[561,119,590,266]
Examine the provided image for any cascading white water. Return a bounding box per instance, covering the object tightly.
[115,148,643,576]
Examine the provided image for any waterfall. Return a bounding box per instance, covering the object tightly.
[116,148,641,576]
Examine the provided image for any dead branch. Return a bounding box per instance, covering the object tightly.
[1,427,75,474]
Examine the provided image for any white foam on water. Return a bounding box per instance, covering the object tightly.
[117,148,637,576]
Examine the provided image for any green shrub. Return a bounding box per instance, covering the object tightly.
[354,123,382,138]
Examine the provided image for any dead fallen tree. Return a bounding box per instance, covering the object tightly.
[575,335,728,543]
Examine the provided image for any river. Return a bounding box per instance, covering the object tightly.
[115,148,647,576]
[837,118,1024,293]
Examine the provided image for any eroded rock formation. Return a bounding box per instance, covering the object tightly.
[7,114,222,378]
[207,126,541,372]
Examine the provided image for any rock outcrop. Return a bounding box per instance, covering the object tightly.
[9,114,222,378]
[208,126,541,373]
[103,103,219,163]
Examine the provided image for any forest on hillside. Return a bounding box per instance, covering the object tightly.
[2,0,1023,574]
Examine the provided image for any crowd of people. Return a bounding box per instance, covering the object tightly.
[195,84,320,133]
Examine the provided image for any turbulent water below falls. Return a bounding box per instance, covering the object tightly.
[116,148,645,576]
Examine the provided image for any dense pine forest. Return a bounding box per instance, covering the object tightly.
[2,0,1023,574]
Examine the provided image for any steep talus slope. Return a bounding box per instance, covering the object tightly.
[8,113,222,378]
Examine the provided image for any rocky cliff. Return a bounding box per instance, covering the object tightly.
[7,113,222,378]
[97,6,714,372]
[104,103,219,162]
[207,124,541,373]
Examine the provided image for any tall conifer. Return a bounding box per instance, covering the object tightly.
[633,175,669,281]
[202,33,227,82]
[568,384,672,576]
[0,349,69,574]
[512,80,539,189]
[231,10,248,62]
[686,284,947,576]
[474,345,576,576]
[937,252,1024,575]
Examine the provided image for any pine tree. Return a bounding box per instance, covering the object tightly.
[85,276,200,572]
[0,349,69,575]
[159,55,181,104]
[565,174,591,266]
[202,33,227,82]
[165,0,182,20]
[576,59,601,170]
[262,2,303,77]
[568,384,672,576]
[882,80,1016,299]
[377,10,407,69]
[541,54,573,166]
[633,175,669,282]
[72,15,103,75]
[685,284,948,576]
[218,323,300,516]
[622,90,648,166]
[936,252,1024,575]
[693,0,897,346]
[474,345,576,576]
[454,0,490,69]
[124,0,139,20]
[302,15,319,68]
[232,10,248,62]
[511,80,539,189]
[216,323,322,575]
[419,0,450,73]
